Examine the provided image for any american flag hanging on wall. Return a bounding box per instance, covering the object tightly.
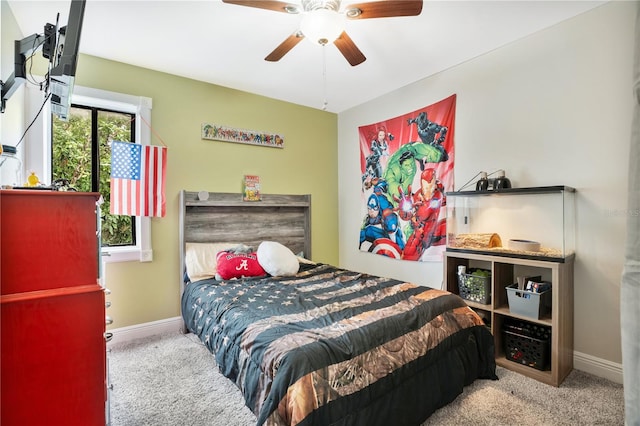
[110,141,167,217]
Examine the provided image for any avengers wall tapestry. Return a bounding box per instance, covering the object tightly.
[358,94,456,261]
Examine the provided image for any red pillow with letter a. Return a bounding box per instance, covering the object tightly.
[216,250,266,280]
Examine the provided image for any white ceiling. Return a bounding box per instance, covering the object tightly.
[7,0,607,113]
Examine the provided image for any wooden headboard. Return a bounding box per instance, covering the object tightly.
[179,191,312,300]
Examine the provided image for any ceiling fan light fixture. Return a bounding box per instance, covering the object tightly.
[300,9,345,46]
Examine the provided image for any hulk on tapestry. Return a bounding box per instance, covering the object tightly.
[358,94,456,261]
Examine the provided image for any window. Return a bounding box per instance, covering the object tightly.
[53,105,136,247]
[25,84,153,263]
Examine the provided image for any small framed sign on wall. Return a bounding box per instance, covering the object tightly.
[202,123,284,149]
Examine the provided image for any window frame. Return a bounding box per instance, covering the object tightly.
[25,84,154,263]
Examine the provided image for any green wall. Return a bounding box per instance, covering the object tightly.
[74,55,338,328]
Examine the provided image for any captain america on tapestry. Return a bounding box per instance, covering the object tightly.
[359,94,456,261]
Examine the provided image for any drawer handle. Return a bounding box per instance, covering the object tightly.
[105,301,111,309]
[104,332,113,342]
[105,316,113,325]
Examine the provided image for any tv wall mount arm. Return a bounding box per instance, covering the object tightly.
[1,20,58,114]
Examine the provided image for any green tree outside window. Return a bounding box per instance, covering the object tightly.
[52,106,135,246]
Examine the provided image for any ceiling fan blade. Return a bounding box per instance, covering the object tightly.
[334,31,366,66]
[221,0,300,14]
[345,0,423,19]
[265,33,305,62]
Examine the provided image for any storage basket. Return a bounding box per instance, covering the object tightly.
[506,283,551,319]
[503,320,551,371]
[457,269,491,304]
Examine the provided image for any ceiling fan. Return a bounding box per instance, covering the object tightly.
[221,0,423,66]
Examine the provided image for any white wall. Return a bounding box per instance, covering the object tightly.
[1,0,27,187]
[338,1,636,369]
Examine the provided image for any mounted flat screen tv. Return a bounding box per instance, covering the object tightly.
[0,0,86,120]
[49,0,86,120]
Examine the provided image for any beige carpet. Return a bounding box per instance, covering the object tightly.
[108,332,624,426]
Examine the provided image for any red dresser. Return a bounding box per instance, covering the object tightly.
[1,190,106,425]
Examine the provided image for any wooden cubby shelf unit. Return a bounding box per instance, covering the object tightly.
[445,250,574,387]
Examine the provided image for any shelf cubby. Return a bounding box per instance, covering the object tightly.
[445,250,574,387]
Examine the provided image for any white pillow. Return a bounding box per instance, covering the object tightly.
[257,241,300,276]
[297,256,316,265]
[185,242,238,282]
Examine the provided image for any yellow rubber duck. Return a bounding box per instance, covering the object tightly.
[25,172,40,187]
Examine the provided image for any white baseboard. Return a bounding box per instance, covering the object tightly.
[574,350,623,384]
[106,317,624,385]
[107,316,184,347]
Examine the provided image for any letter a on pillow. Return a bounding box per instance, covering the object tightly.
[216,251,266,280]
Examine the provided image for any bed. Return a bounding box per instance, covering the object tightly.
[179,190,497,426]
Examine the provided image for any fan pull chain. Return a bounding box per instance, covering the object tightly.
[322,45,328,111]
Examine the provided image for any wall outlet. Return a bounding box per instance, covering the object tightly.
[140,250,153,262]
